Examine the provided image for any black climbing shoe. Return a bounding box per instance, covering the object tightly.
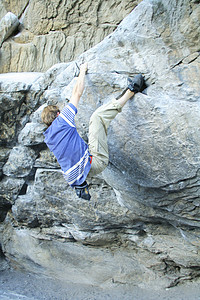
[127,74,145,93]
[74,181,91,201]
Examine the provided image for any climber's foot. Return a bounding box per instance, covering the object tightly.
[127,74,145,93]
[74,181,91,201]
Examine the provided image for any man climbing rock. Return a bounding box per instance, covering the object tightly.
[41,63,145,200]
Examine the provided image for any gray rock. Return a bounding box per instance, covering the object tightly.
[18,122,47,146]
[34,149,60,169]
[0,0,139,72]
[0,72,43,146]
[0,147,11,177]
[0,72,42,92]
[0,0,200,289]
[108,93,200,188]
[0,12,19,47]
[3,145,37,177]
[0,177,25,221]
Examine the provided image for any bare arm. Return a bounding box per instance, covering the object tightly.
[69,62,88,108]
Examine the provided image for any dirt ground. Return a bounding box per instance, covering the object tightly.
[0,267,200,300]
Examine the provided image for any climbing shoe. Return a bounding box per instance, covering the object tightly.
[127,74,145,93]
[74,181,91,201]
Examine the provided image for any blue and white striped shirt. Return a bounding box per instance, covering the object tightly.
[43,103,91,186]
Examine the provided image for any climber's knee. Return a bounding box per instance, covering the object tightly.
[87,156,108,178]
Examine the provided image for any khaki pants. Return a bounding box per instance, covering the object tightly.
[88,99,122,177]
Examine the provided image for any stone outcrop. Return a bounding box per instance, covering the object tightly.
[0,0,140,73]
[0,0,200,289]
[0,12,19,47]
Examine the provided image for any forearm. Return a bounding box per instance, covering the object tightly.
[74,68,86,97]
[70,63,88,108]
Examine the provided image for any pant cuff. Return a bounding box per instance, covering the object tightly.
[112,98,123,112]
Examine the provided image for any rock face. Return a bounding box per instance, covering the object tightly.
[0,12,19,47]
[0,0,140,73]
[0,0,200,289]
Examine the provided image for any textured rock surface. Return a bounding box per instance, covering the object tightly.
[0,0,200,289]
[0,0,140,73]
[0,12,19,47]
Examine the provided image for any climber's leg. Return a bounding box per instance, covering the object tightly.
[88,89,134,177]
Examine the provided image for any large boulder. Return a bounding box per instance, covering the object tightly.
[0,0,200,289]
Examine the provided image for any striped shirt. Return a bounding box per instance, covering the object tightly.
[43,103,91,186]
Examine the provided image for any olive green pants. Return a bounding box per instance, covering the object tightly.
[88,99,122,177]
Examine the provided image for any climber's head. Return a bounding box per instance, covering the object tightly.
[41,105,60,127]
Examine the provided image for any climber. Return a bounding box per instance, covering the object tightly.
[41,63,145,201]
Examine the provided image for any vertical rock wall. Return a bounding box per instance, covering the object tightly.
[0,0,200,289]
[0,0,140,72]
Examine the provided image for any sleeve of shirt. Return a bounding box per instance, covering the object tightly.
[59,103,78,127]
